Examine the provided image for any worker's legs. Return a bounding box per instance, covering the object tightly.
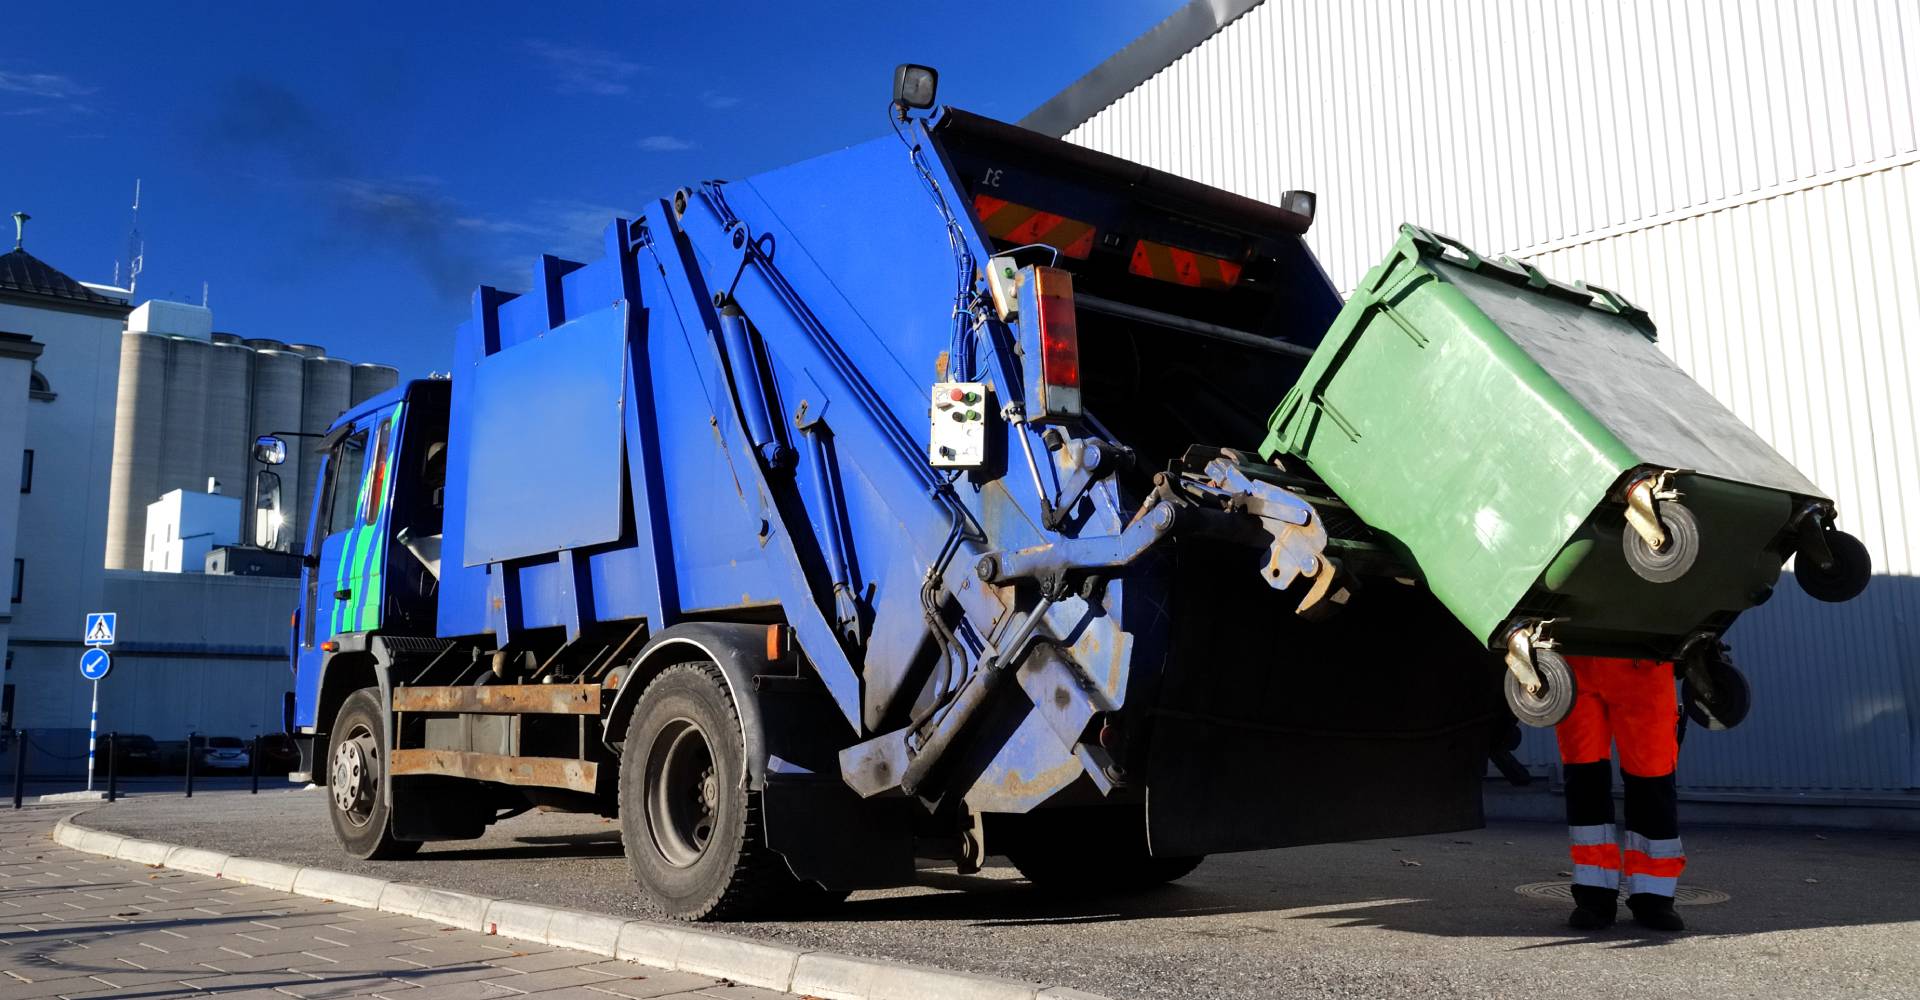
[1613,660,1685,931]
[1556,659,1619,929]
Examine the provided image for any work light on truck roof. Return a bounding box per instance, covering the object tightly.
[892,63,938,113]
[1280,189,1317,223]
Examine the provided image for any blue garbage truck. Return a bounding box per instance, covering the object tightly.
[265,70,1513,919]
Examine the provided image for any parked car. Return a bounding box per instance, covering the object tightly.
[110,734,160,774]
[199,736,250,771]
[255,733,300,775]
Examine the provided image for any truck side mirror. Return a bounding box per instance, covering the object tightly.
[253,469,284,549]
[253,435,288,466]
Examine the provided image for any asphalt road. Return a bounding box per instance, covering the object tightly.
[75,786,1920,1000]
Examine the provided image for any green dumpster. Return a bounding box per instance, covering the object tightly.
[1261,225,1869,726]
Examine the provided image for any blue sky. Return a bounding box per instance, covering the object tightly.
[1,2,1180,377]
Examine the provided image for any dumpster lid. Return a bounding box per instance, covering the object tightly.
[1416,230,1825,499]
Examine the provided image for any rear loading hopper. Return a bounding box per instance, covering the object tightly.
[1262,225,1870,727]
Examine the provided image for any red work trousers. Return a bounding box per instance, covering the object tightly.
[1556,656,1685,900]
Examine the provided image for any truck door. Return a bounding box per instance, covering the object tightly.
[295,404,403,673]
[319,405,404,642]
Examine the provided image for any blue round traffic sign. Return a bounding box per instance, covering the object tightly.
[79,647,111,681]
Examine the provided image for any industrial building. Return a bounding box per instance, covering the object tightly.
[0,212,399,771]
[1029,0,1918,798]
[104,300,398,567]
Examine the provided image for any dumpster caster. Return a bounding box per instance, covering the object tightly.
[1502,623,1576,727]
[1681,644,1751,731]
[1622,477,1700,583]
[1504,648,1576,728]
[1795,528,1871,603]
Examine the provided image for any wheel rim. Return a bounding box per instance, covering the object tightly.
[330,723,379,828]
[645,717,718,868]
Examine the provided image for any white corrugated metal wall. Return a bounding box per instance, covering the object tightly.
[1061,0,1920,792]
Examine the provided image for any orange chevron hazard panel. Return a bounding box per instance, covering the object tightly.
[1128,239,1244,289]
[972,195,1097,259]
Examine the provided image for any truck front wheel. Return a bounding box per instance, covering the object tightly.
[619,662,812,920]
[326,687,421,860]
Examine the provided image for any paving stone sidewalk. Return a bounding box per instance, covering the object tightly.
[0,808,797,1000]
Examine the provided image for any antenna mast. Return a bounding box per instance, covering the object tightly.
[123,179,144,295]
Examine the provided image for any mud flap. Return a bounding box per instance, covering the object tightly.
[1143,548,1503,857]
[762,773,915,889]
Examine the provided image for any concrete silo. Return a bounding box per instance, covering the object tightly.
[349,362,399,405]
[286,343,326,359]
[296,356,352,547]
[210,332,243,345]
[157,336,211,496]
[203,341,254,540]
[242,338,288,352]
[104,332,171,569]
[248,349,305,549]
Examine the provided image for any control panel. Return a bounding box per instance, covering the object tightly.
[929,381,989,468]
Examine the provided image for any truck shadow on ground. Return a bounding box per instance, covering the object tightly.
[420,830,625,861]
[792,829,1920,948]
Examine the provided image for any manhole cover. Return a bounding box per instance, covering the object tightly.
[1514,881,1730,905]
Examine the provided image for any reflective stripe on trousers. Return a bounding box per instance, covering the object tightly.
[1568,822,1620,889]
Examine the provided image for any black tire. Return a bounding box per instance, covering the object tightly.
[619,662,817,921]
[1682,654,1751,732]
[325,688,421,860]
[1795,529,1871,603]
[1504,648,1577,728]
[1622,501,1701,583]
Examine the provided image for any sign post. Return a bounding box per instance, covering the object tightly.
[82,613,115,793]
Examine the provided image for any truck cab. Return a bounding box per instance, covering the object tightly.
[285,379,449,742]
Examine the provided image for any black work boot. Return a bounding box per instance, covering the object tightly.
[1567,885,1618,930]
[1627,892,1686,932]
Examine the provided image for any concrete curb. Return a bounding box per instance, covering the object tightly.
[50,812,1117,1000]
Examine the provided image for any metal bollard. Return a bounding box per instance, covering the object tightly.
[249,736,260,794]
[184,731,196,798]
[106,732,119,803]
[10,730,24,809]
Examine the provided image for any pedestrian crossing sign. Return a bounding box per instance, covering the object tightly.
[84,612,116,646]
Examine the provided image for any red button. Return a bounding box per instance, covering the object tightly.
[949,388,966,402]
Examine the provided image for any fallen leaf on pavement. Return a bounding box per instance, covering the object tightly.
[1399,859,1422,867]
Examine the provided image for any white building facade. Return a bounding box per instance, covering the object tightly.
[1027,0,1918,795]
[0,217,393,771]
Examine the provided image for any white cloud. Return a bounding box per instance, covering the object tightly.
[636,134,696,152]
[525,40,642,97]
[700,90,741,110]
[0,69,94,99]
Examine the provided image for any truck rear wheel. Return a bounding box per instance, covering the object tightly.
[619,662,815,921]
[327,687,421,860]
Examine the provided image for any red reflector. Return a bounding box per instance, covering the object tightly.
[321,641,338,653]
[1128,239,1244,289]
[1033,267,1079,390]
[973,195,1097,259]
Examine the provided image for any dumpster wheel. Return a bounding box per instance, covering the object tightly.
[1622,500,1700,583]
[1794,529,1871,603]
[1682,650,1751,731]
[1504,649,1576,728]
